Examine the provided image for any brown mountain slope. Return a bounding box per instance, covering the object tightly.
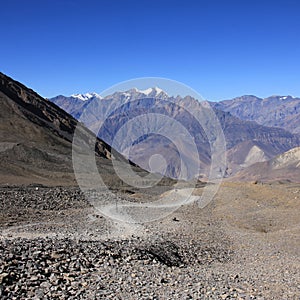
[0,72,112,185]
[233,147,300,183]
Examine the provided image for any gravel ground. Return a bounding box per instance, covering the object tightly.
[0,184,299,299]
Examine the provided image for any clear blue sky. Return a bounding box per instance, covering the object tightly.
[1,0,300,101]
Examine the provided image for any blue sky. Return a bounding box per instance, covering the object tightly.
[1,0,300,101]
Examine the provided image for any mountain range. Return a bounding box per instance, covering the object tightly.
[211,95,300,134]
[0,71,299,184]
[50,90,300,179]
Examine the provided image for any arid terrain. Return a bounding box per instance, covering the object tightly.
[2,0,300,298]
[0,72,299,299]
[0,181,299,299]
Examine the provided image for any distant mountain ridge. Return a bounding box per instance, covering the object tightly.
[66,87,168,101]
[50,89,300,179]
[71,92,102,101]
[211,95,300,134]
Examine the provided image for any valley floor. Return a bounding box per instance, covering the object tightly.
[0,182,299,299]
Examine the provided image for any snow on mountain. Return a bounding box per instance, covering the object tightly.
[138,87,166,96]
[71,92,102,101]
[102,87,169,102]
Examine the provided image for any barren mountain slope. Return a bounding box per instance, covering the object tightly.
[0,72,111,185]
[233,147,300,182]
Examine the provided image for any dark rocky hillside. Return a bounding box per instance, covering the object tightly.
[0,72,111,185]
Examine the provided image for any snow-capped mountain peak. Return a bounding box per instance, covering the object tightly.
[135,87,168,96]
[140,87,162,95]
[278,95,295,100]
[71,92,102,101]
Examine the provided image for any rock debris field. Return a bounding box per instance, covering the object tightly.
[0,183,300,299]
